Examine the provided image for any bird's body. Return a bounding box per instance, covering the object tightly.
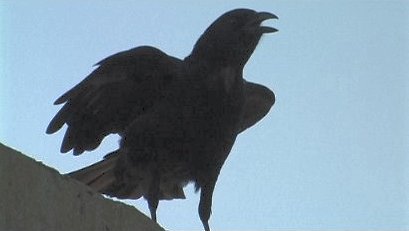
[48,8,278,231]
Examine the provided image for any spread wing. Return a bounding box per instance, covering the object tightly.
[46,46,182,155]
[239,80,275,133]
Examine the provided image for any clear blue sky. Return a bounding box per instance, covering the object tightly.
[1,1,408,230]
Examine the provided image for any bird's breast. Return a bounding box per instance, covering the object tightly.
[220,66,239,93]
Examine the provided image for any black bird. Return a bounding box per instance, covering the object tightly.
[48,8,277,231]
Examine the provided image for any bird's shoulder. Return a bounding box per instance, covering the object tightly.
[54,46,182,105]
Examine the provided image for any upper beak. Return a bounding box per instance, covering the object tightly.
[257,11,279,33]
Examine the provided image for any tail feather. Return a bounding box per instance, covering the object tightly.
[67,151,187,200]
[67,152,118,192]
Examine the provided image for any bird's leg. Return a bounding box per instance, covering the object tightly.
[146,169,160,222]
[148,198,158,222]
[198,181,216,231]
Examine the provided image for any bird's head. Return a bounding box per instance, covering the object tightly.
[189,8,278,67]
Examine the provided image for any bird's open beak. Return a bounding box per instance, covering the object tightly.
[257,11,279,33]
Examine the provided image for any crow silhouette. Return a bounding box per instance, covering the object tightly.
[47,8,277,231]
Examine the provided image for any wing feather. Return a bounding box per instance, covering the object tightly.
[47,46,182,155]
[238,80,275,133]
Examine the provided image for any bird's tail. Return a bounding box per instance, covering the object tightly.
[66,151,187,200]
[66,151,118,193]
